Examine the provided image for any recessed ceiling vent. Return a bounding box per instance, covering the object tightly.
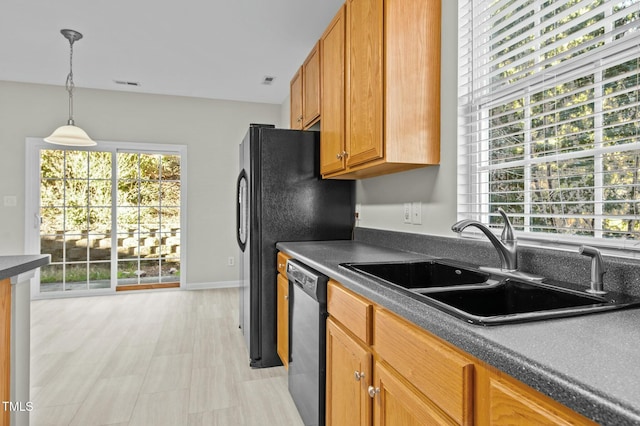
[114,80,141,87]
[261,76,276,85]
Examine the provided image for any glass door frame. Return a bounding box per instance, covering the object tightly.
[25,137,188,299]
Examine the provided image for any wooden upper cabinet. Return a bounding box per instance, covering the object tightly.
[320,5,347,176]
[290,43,321,130]
[384,0,441,166]
[323,0,442,179]
[302,42,321,128]
[345,0,384,169]
[290,68,303,130]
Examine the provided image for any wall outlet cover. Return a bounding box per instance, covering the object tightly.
[403,203,412,224]
[412,202,422,225]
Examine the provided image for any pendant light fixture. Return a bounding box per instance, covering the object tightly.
[44,29,96,146]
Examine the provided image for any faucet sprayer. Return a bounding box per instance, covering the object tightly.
[579,245,607,295]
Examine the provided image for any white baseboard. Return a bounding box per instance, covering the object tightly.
[185,280,240,290]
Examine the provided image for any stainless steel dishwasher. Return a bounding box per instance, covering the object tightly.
[286,259,328,426]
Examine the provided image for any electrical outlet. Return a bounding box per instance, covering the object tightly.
[412,202,422,225]
[355,203,362,222]
[403,203,412,224]
[227,256,235,267]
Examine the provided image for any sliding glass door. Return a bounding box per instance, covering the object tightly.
[26,139,186,297]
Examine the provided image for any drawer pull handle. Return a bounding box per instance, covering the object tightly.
[354,371,365,381]
[368,386,380,398]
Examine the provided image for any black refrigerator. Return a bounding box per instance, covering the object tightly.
[236,124,354,368]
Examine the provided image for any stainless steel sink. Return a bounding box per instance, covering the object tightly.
[420,279,640,325]
[340,260,491,291]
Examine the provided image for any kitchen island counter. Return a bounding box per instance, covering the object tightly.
[1,254,49,426]
[277,240,640,425]
[0,255,50,281]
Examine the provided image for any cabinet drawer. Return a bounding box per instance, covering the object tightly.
[374,308,474,426]
[486,372,596,426]
[277,252,291,278]
[327,280,372,345]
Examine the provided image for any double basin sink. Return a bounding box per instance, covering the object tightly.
[340,260,640,325]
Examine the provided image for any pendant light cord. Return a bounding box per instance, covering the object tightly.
[66,38,75,126]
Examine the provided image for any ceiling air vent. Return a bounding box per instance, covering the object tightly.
[261,76,276,85]
[114,80,141,87]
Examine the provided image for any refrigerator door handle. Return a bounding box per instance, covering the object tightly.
[236,169,248,252]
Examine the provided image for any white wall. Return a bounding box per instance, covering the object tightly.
[0,81,282,285]
[354,1,458,237]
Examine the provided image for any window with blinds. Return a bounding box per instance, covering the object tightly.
[458,0,640,249]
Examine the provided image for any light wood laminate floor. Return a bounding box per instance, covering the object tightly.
[30,288,304,426]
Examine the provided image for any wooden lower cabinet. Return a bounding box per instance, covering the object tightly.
[375,308,474,426]
[326,318,372,426]
[324,279,597,426]
[373,361,456,426]
[276,273,289,369]
[276,251,292,368]
[475,366,597,426]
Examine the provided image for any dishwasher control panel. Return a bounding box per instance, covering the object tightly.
[286,259,328,303]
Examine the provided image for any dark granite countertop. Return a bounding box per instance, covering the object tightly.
[276,240,640,426]
[0,255,50,281]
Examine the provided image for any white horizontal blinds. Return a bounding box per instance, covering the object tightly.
[458,0,640,241]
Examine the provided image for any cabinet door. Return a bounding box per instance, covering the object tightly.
[290,68,303,130]
[373,362,456,426]
[276,274,289,369]
[375,308,474,426]
[384,0,441,164]
[303,42,321,127]
[320,5,347,176]
[326,318,372,426]
[346,0,384,167]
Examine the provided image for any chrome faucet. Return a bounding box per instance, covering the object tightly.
[579,245,607,294]
[452,208,518,272]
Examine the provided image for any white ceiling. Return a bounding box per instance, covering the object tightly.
[1,0,344,104]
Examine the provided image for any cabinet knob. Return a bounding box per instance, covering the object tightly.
[341,151,349,158]
[354,371,365,381]
[336,153,343,160]
[278,263,285,269]
[367,386,380,398]
[285,295,289,300]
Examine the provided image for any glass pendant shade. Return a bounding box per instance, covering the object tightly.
[45,29,96,147]
[44,123,96,146]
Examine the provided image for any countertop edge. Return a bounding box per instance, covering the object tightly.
[276,241,640,426]
[0,255,50,281]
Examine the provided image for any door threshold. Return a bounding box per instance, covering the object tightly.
[116,282,180,292]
